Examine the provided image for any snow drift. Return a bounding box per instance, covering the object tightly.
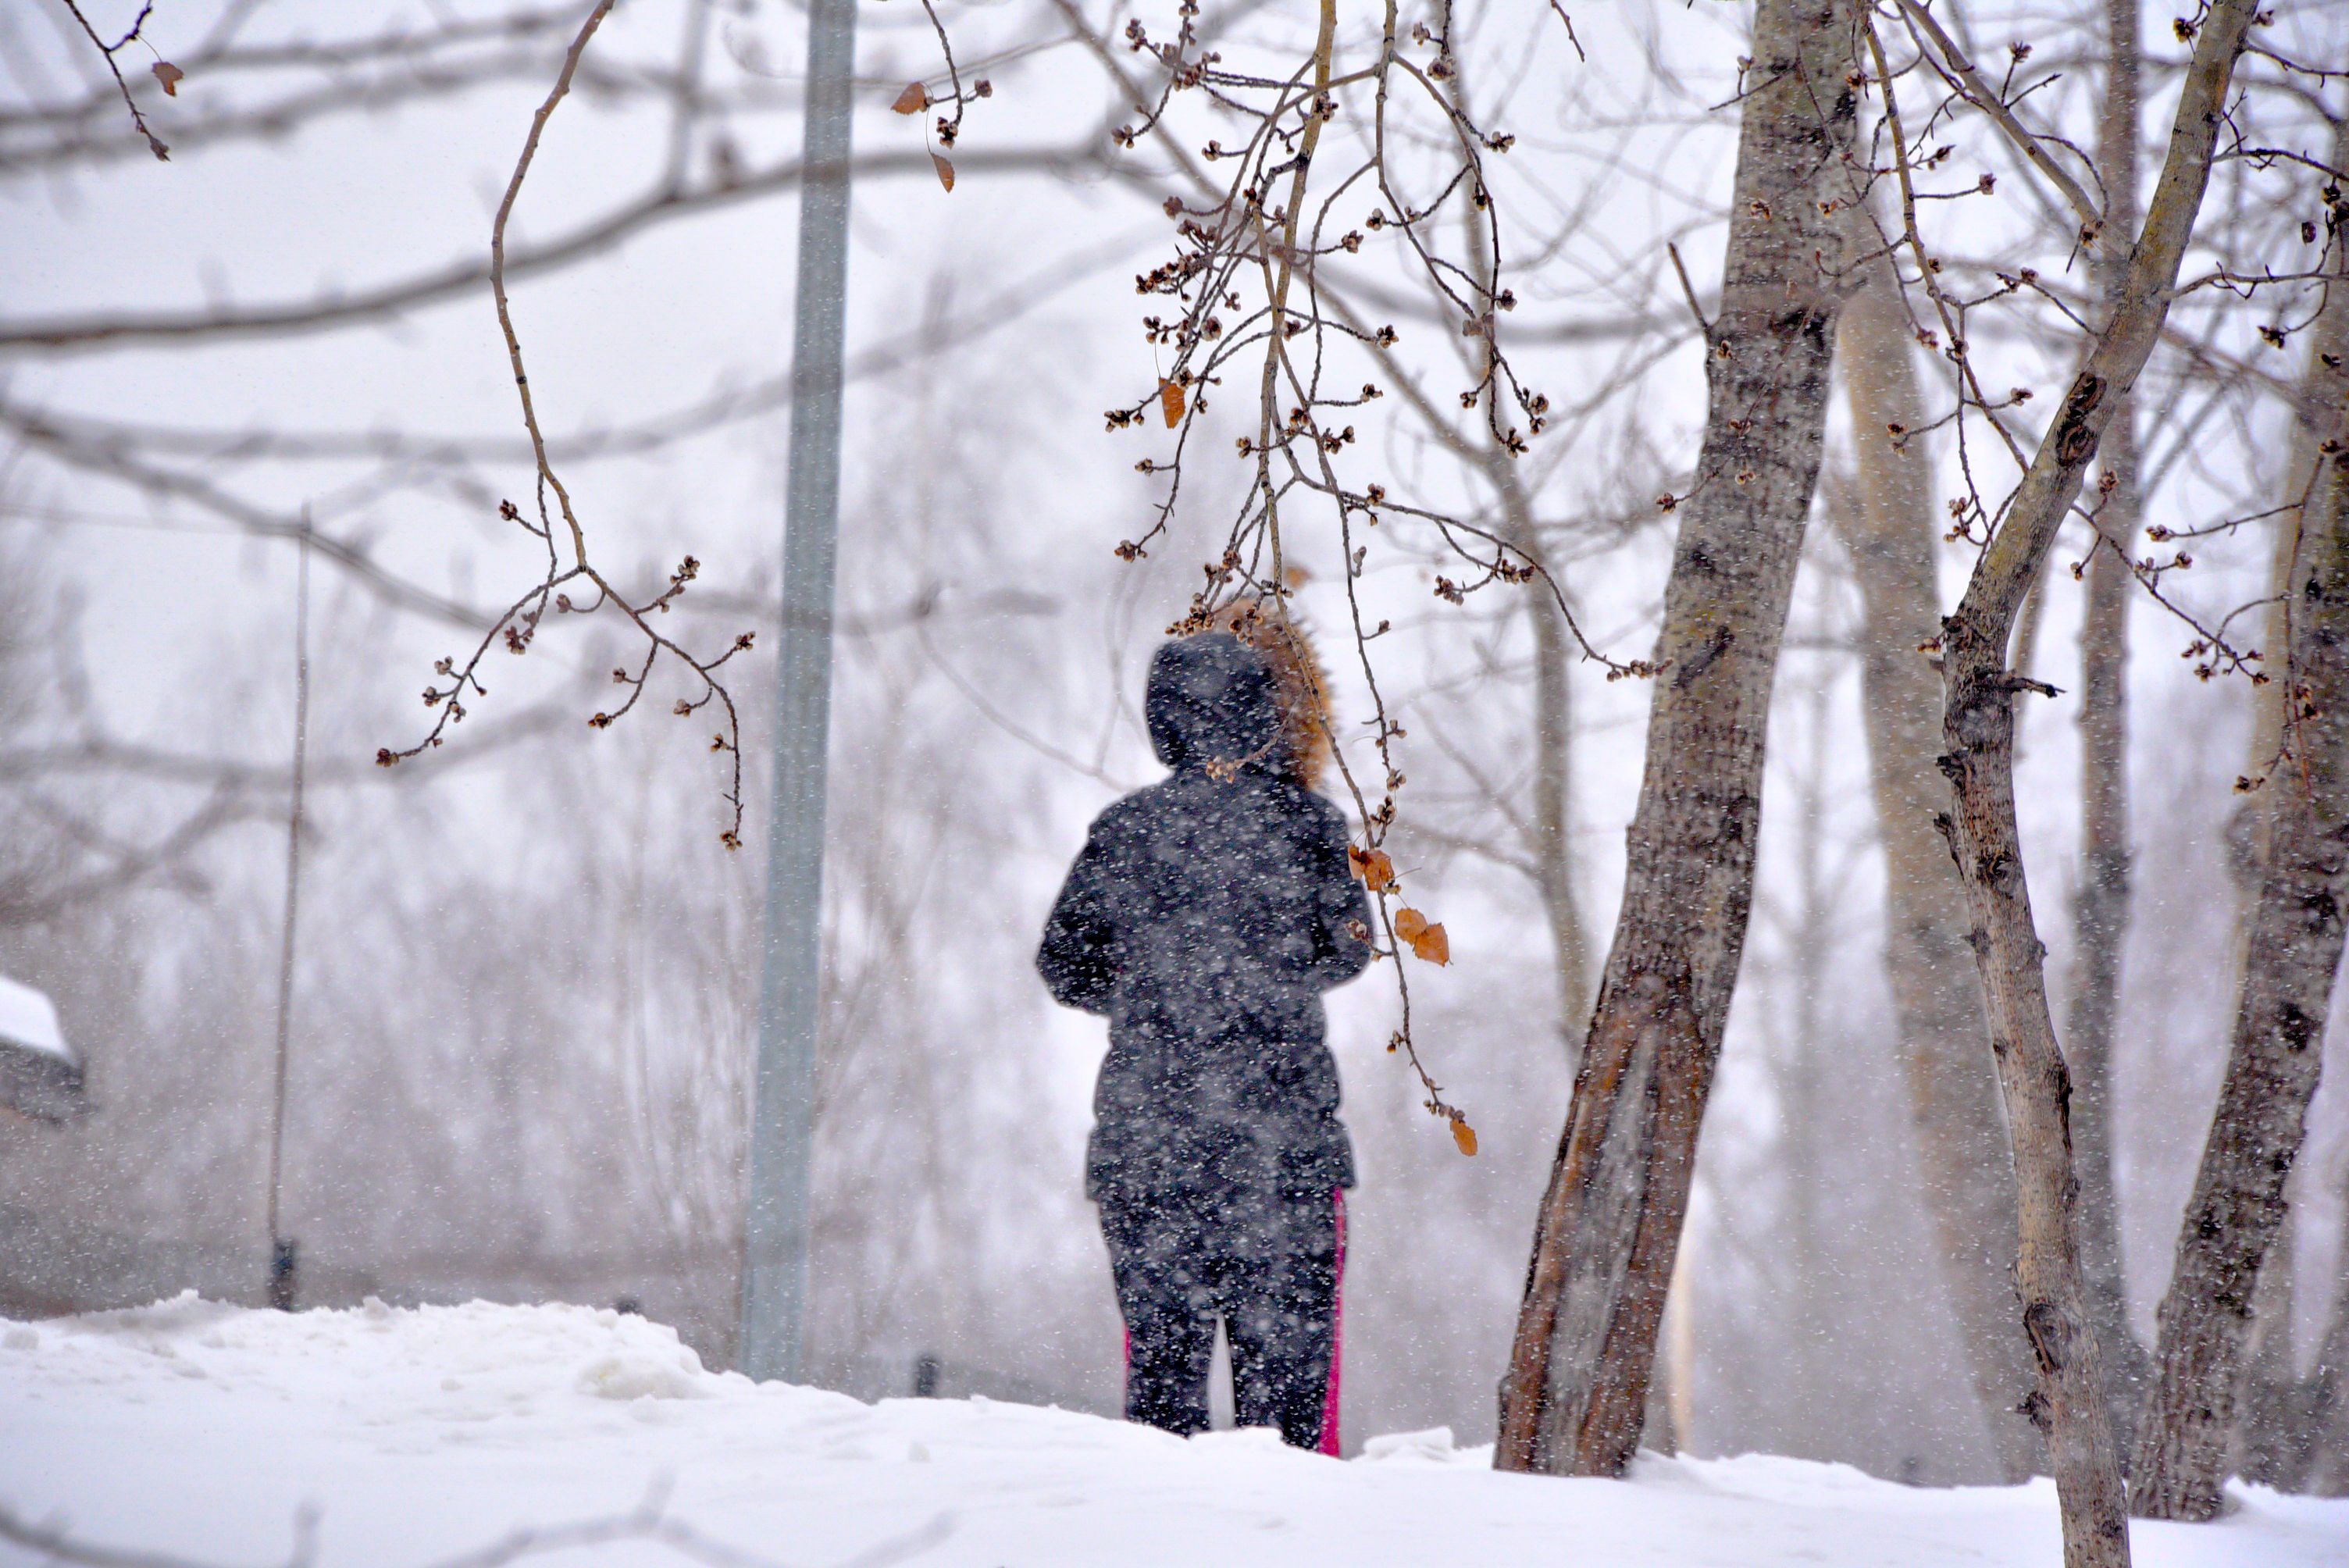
[0,1295,2340,1566]
[0,974,83,1124]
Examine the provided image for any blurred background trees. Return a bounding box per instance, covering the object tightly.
[2,0,2345,1499]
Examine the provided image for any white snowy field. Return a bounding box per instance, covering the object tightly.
[0,1295,2341,1568]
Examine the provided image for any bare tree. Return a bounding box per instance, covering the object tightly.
[1834,258,2039,1483]
[2130,151,2349,1521]
[1495,0,1862,1477]
[1917,2,2258,1559]
[2066,0,2152,1444]
[2215,102,2349,1498]
[22,0,2349,1495]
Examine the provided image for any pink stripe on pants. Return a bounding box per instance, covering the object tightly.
[1319,1188,1346,1456]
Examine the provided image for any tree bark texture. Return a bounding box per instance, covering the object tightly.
[1835,264,2041,1484]
[1494,0,1861,1478]
[2067,411,2146,1442]
[1934,5,2253,1563]
[2066,0,2151,1453]
[2222,109,2349,1491]
[2129,241,2349,1524]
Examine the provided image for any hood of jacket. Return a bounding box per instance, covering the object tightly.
[1146,633,1281,775]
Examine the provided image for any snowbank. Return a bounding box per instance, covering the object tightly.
[0,976,69,1061]
[0,974,84,1124]
[1,1295,2339,1566]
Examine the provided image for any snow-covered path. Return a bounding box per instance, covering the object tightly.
[1,1295,2339,1567]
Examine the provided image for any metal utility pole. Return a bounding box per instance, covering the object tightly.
[266,526,312,1313]
[739,0,858,1384]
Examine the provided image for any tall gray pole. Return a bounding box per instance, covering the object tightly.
[740,0,858,1384]
[266,526,311,1313]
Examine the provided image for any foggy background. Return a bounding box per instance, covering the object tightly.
[3,0,2343,1482]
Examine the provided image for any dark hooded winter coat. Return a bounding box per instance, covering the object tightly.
[1038,631,1373,1201]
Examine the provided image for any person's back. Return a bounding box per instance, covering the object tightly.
[1038,621,1371,1450]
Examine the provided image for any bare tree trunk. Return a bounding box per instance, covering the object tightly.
[2129,241,2349,1524]
[1439,70,1595,1058]
[1458,116,1592,1054]
[2066,0,2151,1449]
[2232,1232,2303,1485]
[1491,447,1592,1053]
[1934,7,2254,1562]
[2068,412,2146,1431]
[2304,1189,2349,1495]
[1529,587,1594,1046]
[1834,265,2041,1484]
[2221,110,2349,1492]
[1495,0,1861,1477]
[1779,675,1840,1457]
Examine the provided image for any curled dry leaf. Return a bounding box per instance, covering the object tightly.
[1450,1116,1479,1157]
[1348,844,1395,892]
[1393,907,1450,965]
[932,152,955,192]
[152,62,185,97]
[1159,378,1185,428]
[892,82,929,115]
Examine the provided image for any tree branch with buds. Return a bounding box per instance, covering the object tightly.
[372,0,755,847]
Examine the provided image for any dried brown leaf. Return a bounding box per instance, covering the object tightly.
[1348,845,1395,892]
[892,82,929,115]
[1450,1117,1478,1157]
[1394,907,1449,965]
[932,152,955,192]
[1159,378,1185,428]
[153,62,184,96]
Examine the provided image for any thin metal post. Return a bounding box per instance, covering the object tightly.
[266,525,311,1311]
[739,0,858,1384]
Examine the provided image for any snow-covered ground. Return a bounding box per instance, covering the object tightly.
[1,1295,2340,1567]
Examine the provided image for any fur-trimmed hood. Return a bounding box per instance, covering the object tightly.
[1145,604,1333,791]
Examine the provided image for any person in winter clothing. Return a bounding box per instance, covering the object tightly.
[1037,611,1372,1451]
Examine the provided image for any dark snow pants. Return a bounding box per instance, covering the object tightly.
[1099,1185,1344,1452]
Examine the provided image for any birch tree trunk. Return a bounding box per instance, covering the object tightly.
[1835,264,2041,1484]
[1494,0,1861,1477]
[2066,0,2152,1452]
[2129,234,2349,1527]
[1933,6,2254,1562]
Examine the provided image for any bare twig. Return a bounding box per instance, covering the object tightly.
[375,0,755,846]
[54,0,169,160]
[1891,0,2107,244]
[1085,0,1635,1135]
